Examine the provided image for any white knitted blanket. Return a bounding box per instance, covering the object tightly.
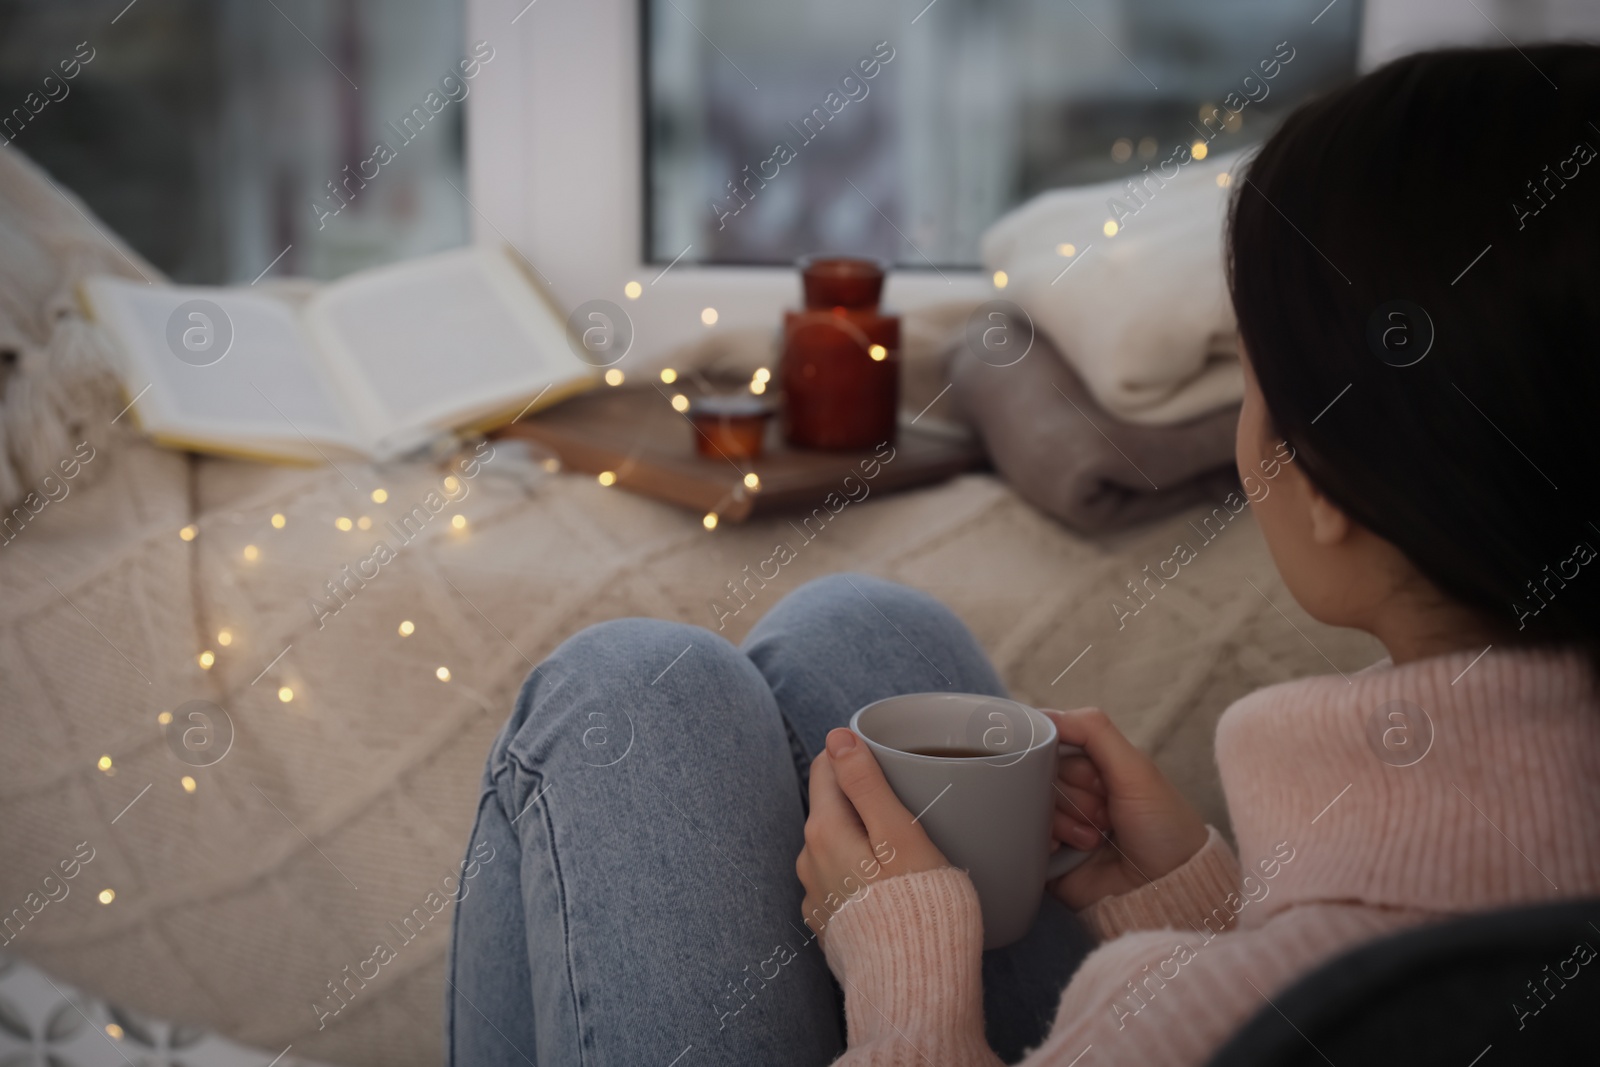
[0,147,151,508]
[980,149,1245,425]
[0,151,1382,1067]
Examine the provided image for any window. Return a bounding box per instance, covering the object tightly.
[0,0,468,284]
[644,0,1362,269]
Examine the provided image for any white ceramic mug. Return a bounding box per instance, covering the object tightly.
[850,692,1091,949]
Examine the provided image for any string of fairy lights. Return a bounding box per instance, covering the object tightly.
[97,479,475,877]
[115,370,760,837]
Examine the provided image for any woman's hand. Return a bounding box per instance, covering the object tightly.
[796,728,950,940]
[1045,708,1209,909]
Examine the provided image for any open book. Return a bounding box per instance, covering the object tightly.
[82,245,598,463]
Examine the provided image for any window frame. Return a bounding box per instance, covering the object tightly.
[465,0,1455,370]
[465,0,987,371]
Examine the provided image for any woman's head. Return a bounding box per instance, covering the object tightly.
[1227,44,1600,663]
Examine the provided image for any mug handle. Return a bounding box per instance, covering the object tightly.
[1045,844,1092,881]
[1044,740,1093,881]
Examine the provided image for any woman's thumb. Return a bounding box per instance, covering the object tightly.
[825,728,912,839]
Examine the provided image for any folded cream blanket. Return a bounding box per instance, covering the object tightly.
[980,149,1246,425]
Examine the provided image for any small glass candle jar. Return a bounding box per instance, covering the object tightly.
[689,394,774,460]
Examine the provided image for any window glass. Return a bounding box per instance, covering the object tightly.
[0,0,467,284]
[645,0,1362,268]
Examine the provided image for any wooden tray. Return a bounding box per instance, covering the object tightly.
[497,385,983,522]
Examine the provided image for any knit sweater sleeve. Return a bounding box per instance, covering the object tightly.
[821,867,1003,1066]
[819,829,1243,1065]
[1078,826,1243,941]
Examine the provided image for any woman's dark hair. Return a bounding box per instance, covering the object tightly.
[1228,44,1600,664]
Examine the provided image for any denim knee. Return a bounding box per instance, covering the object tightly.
[761,572,954,634]
[743,571,1005,708]
[496,617,774,778]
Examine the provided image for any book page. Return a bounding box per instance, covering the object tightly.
[306,246,595,457]
[85,279,364,457]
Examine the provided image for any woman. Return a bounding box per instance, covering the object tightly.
[447,44,1600,1065]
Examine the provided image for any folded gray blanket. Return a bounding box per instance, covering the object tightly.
[948,327,1240,534]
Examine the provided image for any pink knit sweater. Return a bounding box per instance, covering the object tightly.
[822,647,1600,1065]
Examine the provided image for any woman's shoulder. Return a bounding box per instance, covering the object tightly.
[1214,654,1392,742]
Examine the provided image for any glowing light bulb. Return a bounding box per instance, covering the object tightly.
[271,513,286,528]
[157,711,173,725]
[1216,172,1231,188]
[604,368,625,386]
[750,380,768,394]
[598,471,617,487]
[1057,243,1076,257]
[753,367,771,384]
[671,394,690,412]
[1191,141,1209,160]
[398,620,415,636]
[744,473,760,490]
[106,1024,124,1040]
[436,666,452,682]
[98,889,115,905]
[198,650,215,669]
[660,367,678,384]
[992,271,1008,289]
[371,488,388,504]
[443,476,461,493]
[179,525,197,542]
[451,514,467,530]
[1103,220,1120,237]
[702,512,719,530]
[243,544,259,561]
[868,345,887,361]
[335,517,353,531]
[217,629,233,647]
[181,776,197,793]
[624,280,642,299]
[701,307,719,326]
[278,686,294,703]
[98,755,112,771]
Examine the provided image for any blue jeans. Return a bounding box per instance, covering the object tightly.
[446,574,1093,1066]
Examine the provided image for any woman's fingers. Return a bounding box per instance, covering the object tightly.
[1048,708,1157,797]
[1052,781,1108,830]
[1053,811,1103,850]
[795,845,814,886]
[806,749,867,848]
[1057,752,1104,794]
[1045,707,1213,898]
[820,729,952,878]
[822,728,916,845]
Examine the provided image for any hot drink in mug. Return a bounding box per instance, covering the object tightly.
[849,692,1091,949]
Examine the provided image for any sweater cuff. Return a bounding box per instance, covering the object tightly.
[822,867,987,1047]
[1080,825,1242,941]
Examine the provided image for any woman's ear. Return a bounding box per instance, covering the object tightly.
[1306,483,1352,546]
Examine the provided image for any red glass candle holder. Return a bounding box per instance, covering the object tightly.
[782,256,900,450]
